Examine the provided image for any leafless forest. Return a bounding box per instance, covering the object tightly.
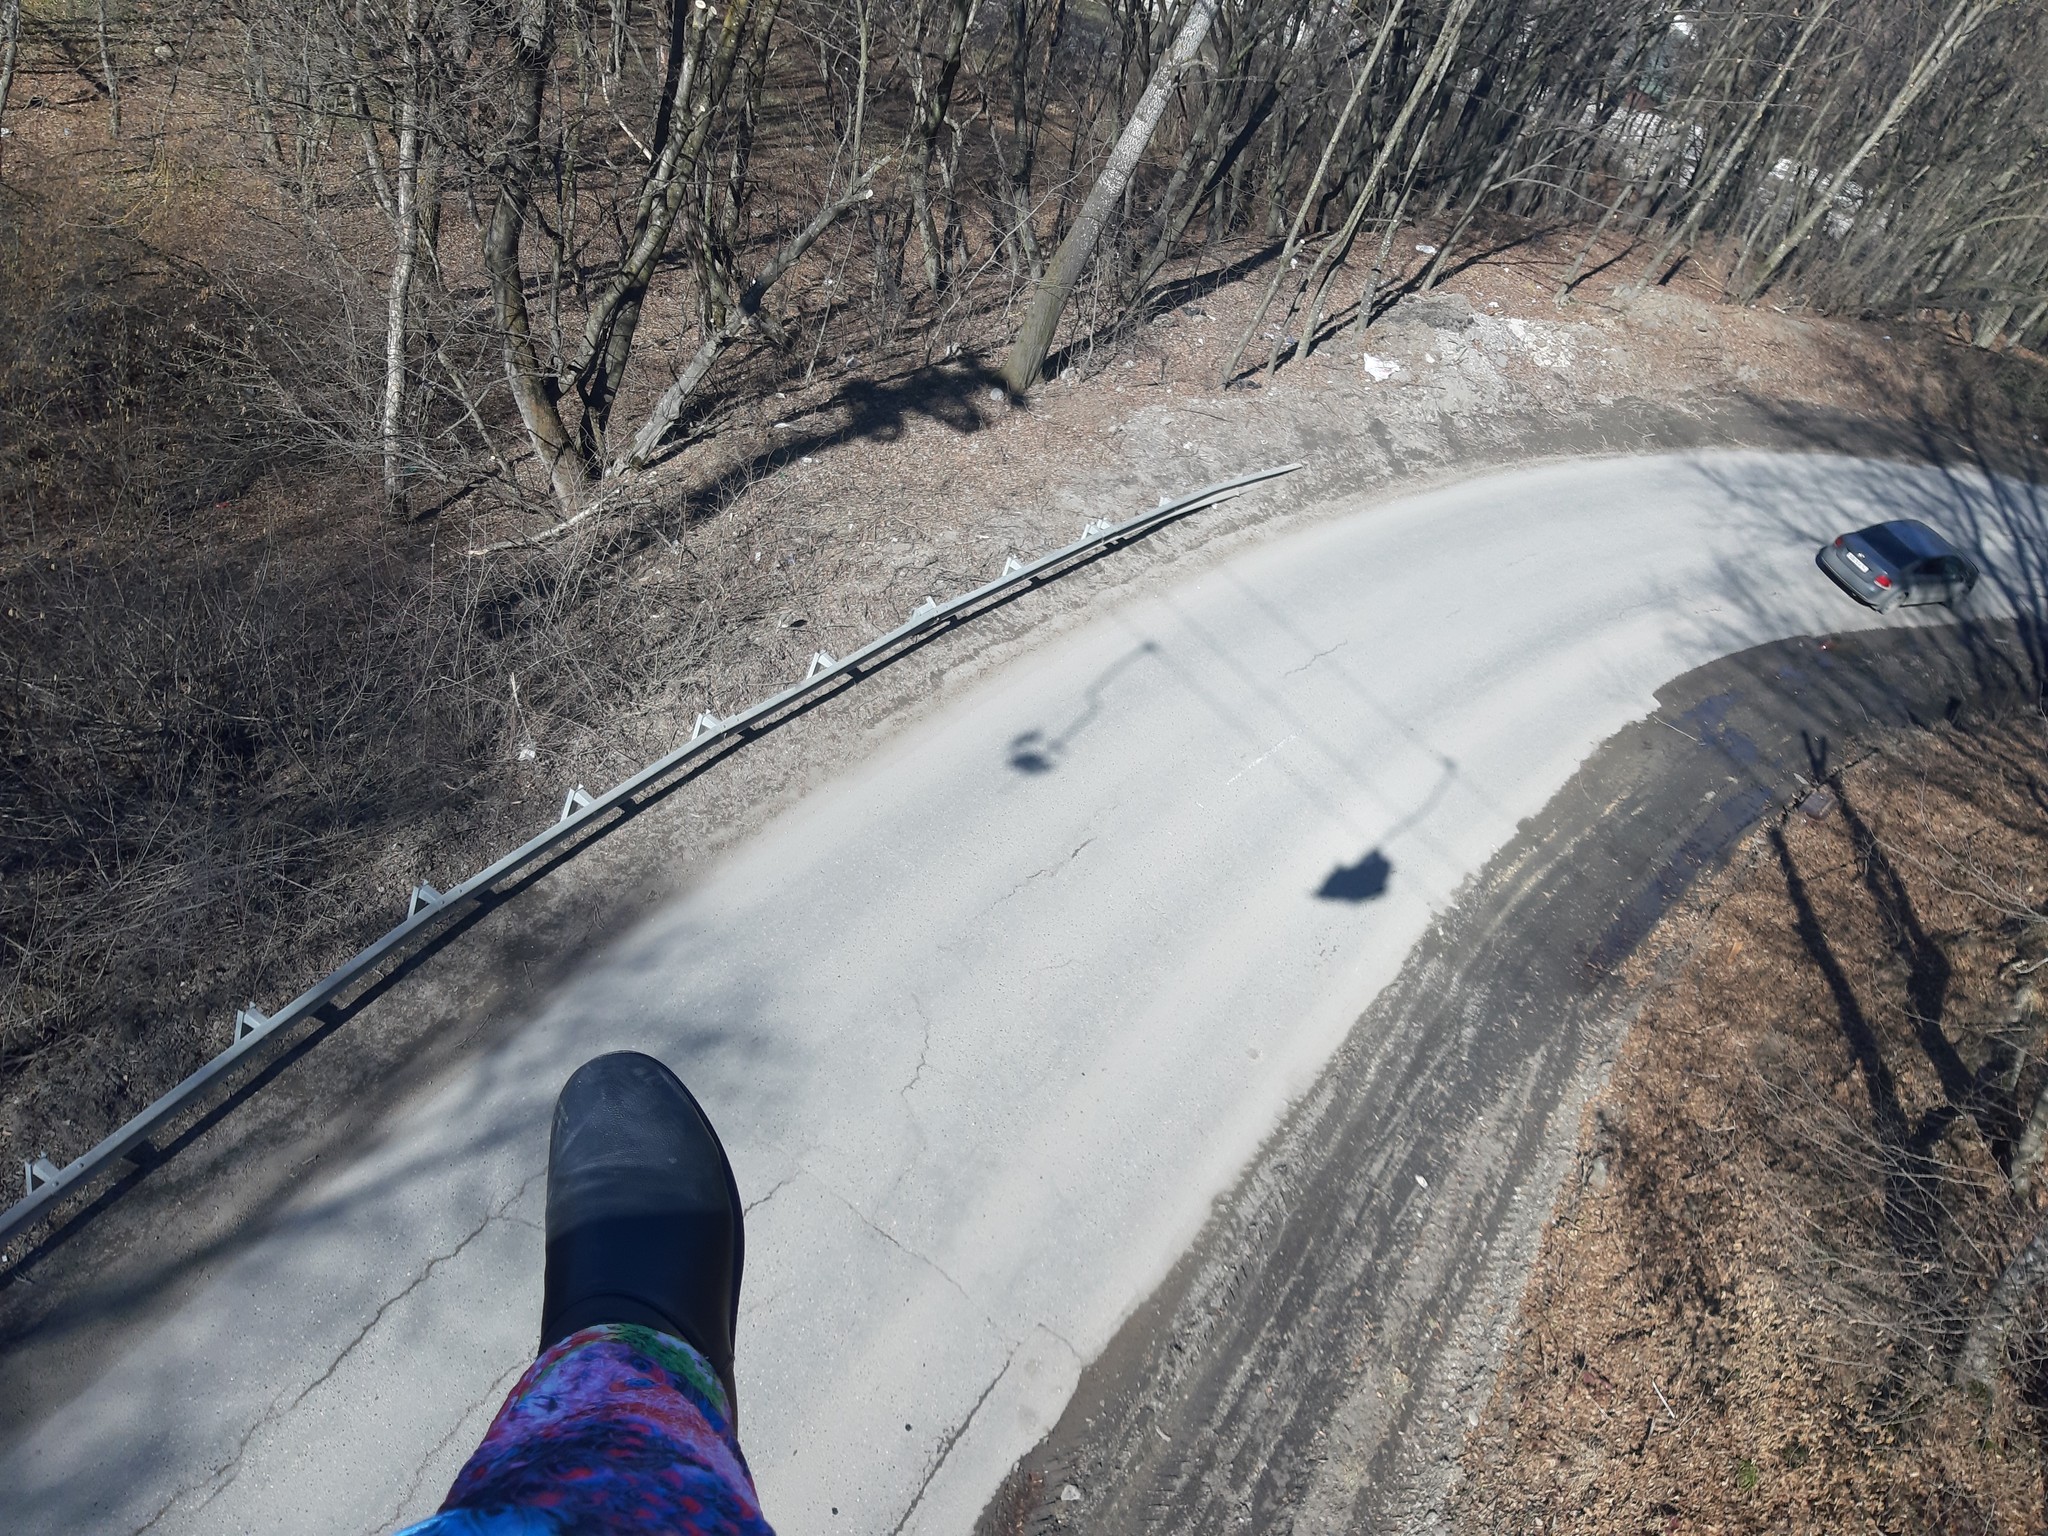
[1,2,2045,1208]
[12,0,2042,510]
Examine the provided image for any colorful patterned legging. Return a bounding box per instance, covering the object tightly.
[397,1325,775,1536]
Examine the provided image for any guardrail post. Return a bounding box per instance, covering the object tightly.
[559,786,596,822]
[1002,557,1025,577]
[24,1157,58,1196]
[690,712,724,741]
[407,883,445,918]
[805,652,837,680]
[234,1005,271,1044]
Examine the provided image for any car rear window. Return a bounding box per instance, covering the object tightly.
[1855,526,1918,567]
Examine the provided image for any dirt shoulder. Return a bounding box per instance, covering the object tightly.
[1453,718,2048,1535]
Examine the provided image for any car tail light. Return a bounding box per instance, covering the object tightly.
[1834,536,1844,547]
[1874,573,1892,589]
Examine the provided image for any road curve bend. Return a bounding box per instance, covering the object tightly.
[5,451,2044,1536]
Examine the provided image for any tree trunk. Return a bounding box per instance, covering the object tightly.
[353,81,398,224]
[908,0,976,295]
[96,0,120,137]
[1740,0,2004,302]
[999,0,1222,394]
[998,0,1045,281]
[1222,0,1407,379]
[1278,0,1475,374]
[0,0,22,143]
[238,22,286,174]
[1646,0,1837,287]
[619,166,885,471]
[570,0,778,460]
[1117,13,1268,308]
[1411,117,1519,299]
[2011,1040,2048,1196]
[1349,176,1417,343]
[1120,69,1264,306]
[1559,176,1642,302]
[1957,1211,2048,1390]
[484,0,585,510]
[381,0,426,509]
[2012,295,2047,350]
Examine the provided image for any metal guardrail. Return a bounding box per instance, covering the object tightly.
[2,462,1302,1250]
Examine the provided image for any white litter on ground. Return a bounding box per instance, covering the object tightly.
[1504,316,1574,369]
[1360,354,1400,382]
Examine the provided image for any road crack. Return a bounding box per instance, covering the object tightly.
[273,1166,546,1425]
[988,838,1096,914]
[886,1343,1019,1536]
[371,1356,527,1533]
[1282,641,1348,677]
[132,1166,545,1535]
[824,1184,1003,1341]
[903,994,934,1097]
[743,1175,797,1216]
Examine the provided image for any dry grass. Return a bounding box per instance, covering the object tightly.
[1457,717,2048,1535]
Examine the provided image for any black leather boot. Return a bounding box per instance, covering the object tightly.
[538,1052,745,1416]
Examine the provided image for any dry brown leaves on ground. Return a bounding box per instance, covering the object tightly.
[1458,714,2048,1536]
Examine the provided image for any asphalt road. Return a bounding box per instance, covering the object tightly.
[5,451,2044,1536]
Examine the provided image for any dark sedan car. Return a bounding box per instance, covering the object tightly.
[1817,518,1979,610]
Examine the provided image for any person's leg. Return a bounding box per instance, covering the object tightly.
[398,1053,771,1536]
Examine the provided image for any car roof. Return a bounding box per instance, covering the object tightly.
[1856,519,1954,560]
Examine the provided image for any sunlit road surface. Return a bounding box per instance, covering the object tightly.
[6,452,2042,1536]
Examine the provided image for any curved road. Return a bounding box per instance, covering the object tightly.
[6,451,2044,1536]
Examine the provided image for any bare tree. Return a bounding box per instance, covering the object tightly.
[1227,0,1476,380]
[897,0,976,294]
[369,0,429,508]
[1737,0,2011,301]
[95,0,119,137]
[1223,0,1408,377]
[999,0,1222,393]
[1641,0,1839,288]
[0,0,21,141]
[483,0,583,506]
[620,159,887,469]
[195,0,2048,512]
